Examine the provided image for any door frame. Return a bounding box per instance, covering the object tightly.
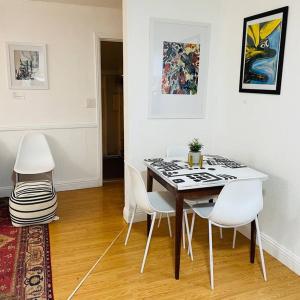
[94,32,123,185]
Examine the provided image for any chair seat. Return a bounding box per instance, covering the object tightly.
[191,202,215,219]
[148,191,189,213]
[184,195,217,207]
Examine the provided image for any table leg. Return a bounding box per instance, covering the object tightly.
[146,169,153,236]
[147,214,151,236]
[175,193,183,280]
[250,219,256,263]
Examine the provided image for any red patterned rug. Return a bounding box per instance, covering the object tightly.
[0,199,53,300]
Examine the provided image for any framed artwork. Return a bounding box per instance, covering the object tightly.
[149,19,211,118]
[7,43,48,89]
[239,6,288,95]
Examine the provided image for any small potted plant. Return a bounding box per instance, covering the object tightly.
[188,138,203,165]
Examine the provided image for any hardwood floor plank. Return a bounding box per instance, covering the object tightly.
[50,181,300,299]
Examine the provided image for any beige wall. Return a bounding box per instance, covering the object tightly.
[0,0,122,194]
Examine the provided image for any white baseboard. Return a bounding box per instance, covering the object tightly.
[0,177,101,197]
[54,178,101,191]
[0,186,13,197]
[238,225,300,276]
[121,212,300,276]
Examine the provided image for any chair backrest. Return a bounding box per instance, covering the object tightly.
[166,145,189,158]
[14,133,55,174]
[209,179,263,227]
[125,162,153,213]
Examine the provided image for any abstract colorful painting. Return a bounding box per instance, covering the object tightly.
[239,6,288,94]
[161,41,200,95]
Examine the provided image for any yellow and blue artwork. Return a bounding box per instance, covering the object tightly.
[239,6,288,94]
[245,19,282,84]
[161,41,200,95]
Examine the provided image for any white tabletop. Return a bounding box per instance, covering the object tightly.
[144,155,268,190]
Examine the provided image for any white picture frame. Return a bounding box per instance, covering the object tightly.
[149,19,211,119]
[7,42,48,90]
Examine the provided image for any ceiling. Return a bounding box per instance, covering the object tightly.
[31,0,122,9]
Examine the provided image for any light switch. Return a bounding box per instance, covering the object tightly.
[86,98,96,108]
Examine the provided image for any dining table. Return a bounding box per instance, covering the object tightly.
[144,155,268,279]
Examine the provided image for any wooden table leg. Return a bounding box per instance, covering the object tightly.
[146,169,153,236]
[175,193,183,280]
[250,219,256,263]
[147,214,151,235]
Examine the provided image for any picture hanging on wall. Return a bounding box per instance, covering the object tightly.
[239,6,288,95]
[7,43,48,89]
[161,41,200,95]
[149,19,211,118]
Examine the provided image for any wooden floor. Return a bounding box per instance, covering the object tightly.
[49,181,300,299]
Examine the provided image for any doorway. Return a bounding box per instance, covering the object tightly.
[101,41,124,180]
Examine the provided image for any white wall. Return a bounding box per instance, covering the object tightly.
[212,0,300,274]
[123,0,300,275]
[123,0,222,220]
[0,0,122,195]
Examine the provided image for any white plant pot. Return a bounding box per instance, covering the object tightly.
[189,151,201,165]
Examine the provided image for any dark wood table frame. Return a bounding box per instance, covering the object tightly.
[146,167,257,280]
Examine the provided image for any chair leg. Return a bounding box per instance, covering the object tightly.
[157,213,162,228]
[232,228,237,249]
[184,211,193,261]
[255,217,267,281]
[208,220,214,290]
[166,213,172,238]
[140,212,156,273]
[219,227,223,239]
[125,205,137,246]
[188,212,195,256]
[182,217,186,249]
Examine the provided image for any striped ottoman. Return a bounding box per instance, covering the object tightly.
[9,180,58,227]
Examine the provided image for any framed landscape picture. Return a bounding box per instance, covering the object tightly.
[149,19,211,118]
[239,6,288,94]
[7,43,48,89]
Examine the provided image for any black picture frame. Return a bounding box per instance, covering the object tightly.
[239,6,289,95]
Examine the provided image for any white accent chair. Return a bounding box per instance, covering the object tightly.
[9,133,58,227]
[164,145,221,251]
[14,133,55,176]
[157,145,189,229]
[157,145,190,246]
[166,145,189,158]
[185,179,267,289]
[124,163,193,273]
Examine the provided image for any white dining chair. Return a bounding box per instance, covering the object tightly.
[157,146,189,228]
[166,145,189,158]
[157,145,190,244]
[185,179,267,289]
[164,145,221,250]
[124,162,193,272]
